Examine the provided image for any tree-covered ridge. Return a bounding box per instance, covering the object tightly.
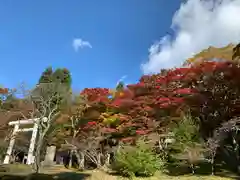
[184,43,240,65]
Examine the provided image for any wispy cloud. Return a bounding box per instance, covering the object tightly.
[72,38,92,52]
[142,0,240,74]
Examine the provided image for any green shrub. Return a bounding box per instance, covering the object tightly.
[169,115,205,174]
[110,139,163,178]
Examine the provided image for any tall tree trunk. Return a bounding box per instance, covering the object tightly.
[211,158,214,175]
[34,135,44,173]
[104,153,110,167]
[80,152,85,170]
[69,131,78,169]
[75,151,84,170]
[69,150,73,168]
[97,153,102,168]
[190,164,195,174]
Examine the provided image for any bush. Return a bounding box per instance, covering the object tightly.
[169,115,205,174]
[110,139,163,178]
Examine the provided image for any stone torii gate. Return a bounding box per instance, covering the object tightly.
[3,118,45,165]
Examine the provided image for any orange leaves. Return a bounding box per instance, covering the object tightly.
[72,60,240,143]
[143,106,153,112]
[156,97,185,109]
[87,121,97,126]
[117,114,129,122]
[173,88,197,95]
[171,97,185,104]
[80,88,110,102]
[121,137,134,143]
[79,61,238,141]
[81,121,98,130]
[111,99,134,109]
[157,97,171,102]
[111,99,122,108]
[135,130,148,135]
[102,127,118,133]
[0,88,8,94]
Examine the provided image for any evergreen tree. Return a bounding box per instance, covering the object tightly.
[38,67,72,89]
[38,66,53,84]
[116,81,124,92]
[52,68,72,89]
[34,67,72,112]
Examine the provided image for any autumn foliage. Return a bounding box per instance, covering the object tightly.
[79,60,240,144]
[80,88,110,103]
[0,88,8,95]
[2,44,240,175]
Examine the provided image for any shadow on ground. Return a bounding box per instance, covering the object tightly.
[0,172,91,180]
[54,172,91,180]
[0,164,91,180]
[165,162,239,180]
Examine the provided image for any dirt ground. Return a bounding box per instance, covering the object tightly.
[0,164,238,180]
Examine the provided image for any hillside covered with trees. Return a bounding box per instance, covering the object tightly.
[0,43,240,179]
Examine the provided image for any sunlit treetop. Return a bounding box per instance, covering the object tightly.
[80,88,110,103]
[184,43,239,66]
[38,67,72,89]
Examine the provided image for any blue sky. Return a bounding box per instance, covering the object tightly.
[0,0,180,92]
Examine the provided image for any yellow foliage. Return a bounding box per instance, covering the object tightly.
[119,92,124,97]
[101,112,111,118]
[101,113,120,125]
[184,44,237,65]
[109,89,116,97]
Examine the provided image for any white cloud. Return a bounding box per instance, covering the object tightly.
[72,38,92,51]
[142,0,240,74]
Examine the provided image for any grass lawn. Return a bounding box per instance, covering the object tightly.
[0,164,238,180]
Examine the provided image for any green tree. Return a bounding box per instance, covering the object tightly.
[38,66,53,84]
[170,115,205,174]
[111,138,162,178]
[116,81,124,92]
[29,67,72,173]
[38,67,72,89]
[36,67,72,111]
[30,83,71,173]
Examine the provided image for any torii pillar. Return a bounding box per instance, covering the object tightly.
[3,118,40,165]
